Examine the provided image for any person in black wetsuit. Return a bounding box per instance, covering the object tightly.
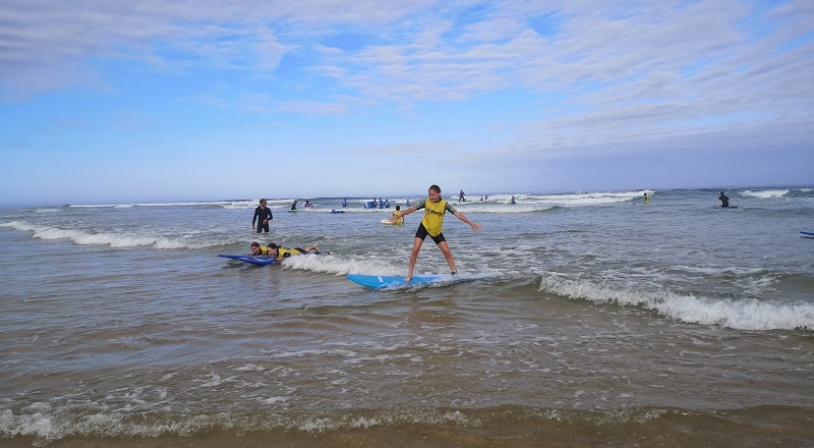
[719,191,730,208]
[252,199,273,233]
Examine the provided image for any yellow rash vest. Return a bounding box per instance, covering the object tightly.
[421,198,450,237]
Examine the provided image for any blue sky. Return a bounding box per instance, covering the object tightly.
[1,0,812,206]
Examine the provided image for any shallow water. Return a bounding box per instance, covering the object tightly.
[1,188,813,446]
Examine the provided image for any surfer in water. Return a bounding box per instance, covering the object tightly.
[392,206,404,225]
[719,191,730,208]
[267,242,322,258]
[249,242,270,256]
[390,184,482,282]
[251,199,273,233]
[290,200,298,211]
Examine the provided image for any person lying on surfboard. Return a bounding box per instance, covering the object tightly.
[267,242,322,258]
[249,242,271,256]
[389,184,482,282]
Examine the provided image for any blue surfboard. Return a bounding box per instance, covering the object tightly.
[801,231,814,237]
[218,254,277,266]
[347,273,442,289]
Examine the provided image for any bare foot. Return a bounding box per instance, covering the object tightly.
[404,276,412,283]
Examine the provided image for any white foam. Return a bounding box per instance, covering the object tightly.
[452,204,555,214]
[258,396,290,405]
[0,221,216,250]
[475,190,652,207]
[281,254,404,276]
[539,274,814,330]
[740,189,789,199]
[265,348,358,358]
[672,265,768,276]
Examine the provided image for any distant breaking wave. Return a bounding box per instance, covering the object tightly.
[538,274,814,331]
[740,189,789,199]
[0,221,233,250]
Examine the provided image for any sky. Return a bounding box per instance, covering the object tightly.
[1,0,813,206]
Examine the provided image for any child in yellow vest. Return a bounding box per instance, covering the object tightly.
[392,205,404,225]
[249,242,270,256]
[266,242,321,258]
[389,184,482,282]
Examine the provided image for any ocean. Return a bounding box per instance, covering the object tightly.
[1,187,813,447]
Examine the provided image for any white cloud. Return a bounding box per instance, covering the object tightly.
[1,0,812,150]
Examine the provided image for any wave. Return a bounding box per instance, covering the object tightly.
[281,253,404,276]
[1,403,809,445]
[740,189,789,199]
[475,190,652,207]
[0,221,233,250]
[65,200,290,209]
[538,274,814,331]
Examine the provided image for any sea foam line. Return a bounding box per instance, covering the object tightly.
[0,221,217,250]
[539,274,814,331]
[740,189,789,199]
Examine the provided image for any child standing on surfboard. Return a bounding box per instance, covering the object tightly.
[389,184,482,282]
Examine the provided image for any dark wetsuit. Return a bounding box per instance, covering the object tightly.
[252,207,273,233]
[719,194,730,208]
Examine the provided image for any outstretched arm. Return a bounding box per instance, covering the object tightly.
[452,211,482,231]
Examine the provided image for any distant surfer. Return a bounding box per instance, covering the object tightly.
[459,190,466,203]
[342,198,348,208]
[719,191,730,208]
[390,184,482,282]
[290,200,298,211]
[406,198,411,206]
[304,200,312,208]
[267,242,322,258]
[644,193,650,205]
[251,199,273,233]
[510,195,516,205]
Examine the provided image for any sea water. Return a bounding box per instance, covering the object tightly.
[1,188,813,447]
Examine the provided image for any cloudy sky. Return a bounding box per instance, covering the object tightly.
[1,0,812,205]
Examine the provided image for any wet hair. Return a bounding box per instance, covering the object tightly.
[429,184,441,193]
[259,198,267,204]
[267,243,279,249]
[250,242,260,248]
[395,205,401,211]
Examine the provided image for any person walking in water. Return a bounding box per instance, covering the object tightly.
[459,189,466,203]
[719,191,730,208]
[390,184,482,282]
[252,199,273,233]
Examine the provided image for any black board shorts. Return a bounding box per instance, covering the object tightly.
[415,223,446,245]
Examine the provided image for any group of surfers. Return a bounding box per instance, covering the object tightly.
[249,242,322,258]
[247,185,482,282]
